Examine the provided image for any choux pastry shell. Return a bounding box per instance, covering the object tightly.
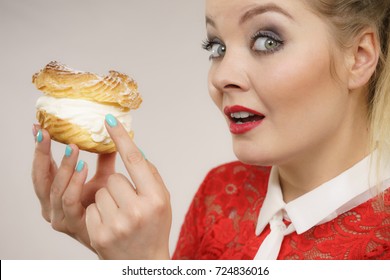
[33,61,142,153]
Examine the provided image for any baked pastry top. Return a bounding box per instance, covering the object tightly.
[33,61,142,110]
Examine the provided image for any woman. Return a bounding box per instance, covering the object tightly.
[32,0,390,259]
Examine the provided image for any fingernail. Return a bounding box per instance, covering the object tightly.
[138,148,146,159]
[36,129,43,143]
[76,160,85,172]
[65,145,73,157]
[105,114,118,127]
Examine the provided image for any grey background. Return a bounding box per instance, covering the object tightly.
[0,0,235,259]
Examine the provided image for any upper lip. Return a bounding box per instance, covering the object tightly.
[224,105,265,119]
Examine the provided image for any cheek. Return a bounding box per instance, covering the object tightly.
[258,47,342,118]
[251,45,350,155]
[208,68,223,109]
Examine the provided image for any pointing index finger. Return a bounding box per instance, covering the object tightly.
[104,114,160,196]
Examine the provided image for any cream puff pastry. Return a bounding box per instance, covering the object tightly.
[33,61,142,153]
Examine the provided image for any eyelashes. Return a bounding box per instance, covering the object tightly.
[201,39,214,51]
[202,30,284,59]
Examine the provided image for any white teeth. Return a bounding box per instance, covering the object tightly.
[230,112,255,119]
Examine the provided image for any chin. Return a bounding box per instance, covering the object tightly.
[233,144,275,167]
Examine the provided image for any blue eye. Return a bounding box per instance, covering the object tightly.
[210,43,226,58]
[202,39,226,59]
[252,31,283,53]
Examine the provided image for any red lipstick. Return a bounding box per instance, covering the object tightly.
[224,105,265,135]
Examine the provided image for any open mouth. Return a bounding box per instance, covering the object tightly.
[229,111,265,124]
[224,105,265,134]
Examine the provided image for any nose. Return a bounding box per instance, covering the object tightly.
[209,49,250,93]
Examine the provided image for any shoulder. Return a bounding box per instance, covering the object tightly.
[335,188,390,259]
[173,162,271,260]
[357,187,390,217]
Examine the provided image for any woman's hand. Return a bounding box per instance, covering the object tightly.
[31,125,116,252]
[85,115,172,260]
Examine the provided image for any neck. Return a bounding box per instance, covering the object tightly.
[279,145,370,203]
[278,97,370,203]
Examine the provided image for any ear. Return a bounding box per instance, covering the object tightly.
[347,29,380,90]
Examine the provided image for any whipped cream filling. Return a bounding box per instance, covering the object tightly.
[36,95,132,144]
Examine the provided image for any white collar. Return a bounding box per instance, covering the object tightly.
[254,152,390,259]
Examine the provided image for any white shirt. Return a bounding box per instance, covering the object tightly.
[254,152,390,260]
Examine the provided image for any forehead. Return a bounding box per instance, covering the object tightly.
[205,0,309,23]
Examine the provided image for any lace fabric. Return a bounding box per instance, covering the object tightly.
[172,162,390,260]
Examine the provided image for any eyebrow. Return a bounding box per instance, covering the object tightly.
[206,16,216,27]
[240,3,294,24]
[206,3,294,27]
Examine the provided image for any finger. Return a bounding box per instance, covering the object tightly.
[147,161,170,200]
[96,152,116,177]
[80,153,117,208]
[32,128,53,191]
[95,187,119,224]
[104,114,161,196]
[31,128,57,219]
[62,156,89,225]
[147,161,165,187]
[32,124,41,137]
[50,145,80,222]
[106,173,137,209]
[85,203,102,245]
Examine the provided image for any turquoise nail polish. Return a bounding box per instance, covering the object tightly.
[36,129,43,143]
[138,148,146,160]
[65,145,73,157]
[105,114,118,127]
[76,160,85,172]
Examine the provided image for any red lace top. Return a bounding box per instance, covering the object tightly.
[172,162,390,260]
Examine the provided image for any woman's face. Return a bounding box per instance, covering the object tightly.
[206,0,352,166]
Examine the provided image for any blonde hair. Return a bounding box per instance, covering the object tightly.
[306,0,390,185]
